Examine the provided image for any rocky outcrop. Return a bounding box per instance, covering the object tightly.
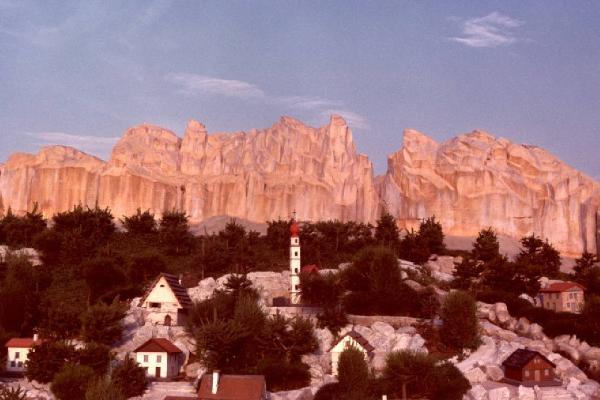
[381,129,600,256]
[0,116,378,226]
[1,118,598,256]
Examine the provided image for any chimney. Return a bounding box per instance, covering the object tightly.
[211,370,220,394]
[382,396,388,400]
[33,333,39,342]
[178,274,183,286]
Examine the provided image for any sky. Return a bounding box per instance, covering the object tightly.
[0,1,599,177]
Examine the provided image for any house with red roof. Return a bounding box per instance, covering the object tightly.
[134,338,184,379]
[4,334,42,373]
[139,273,193,326]
[198,371,267,400]
[538,281,585,313]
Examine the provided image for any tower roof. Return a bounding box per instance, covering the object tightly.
[290,221,300,237]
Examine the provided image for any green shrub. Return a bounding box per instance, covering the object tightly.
[256,358,311,392]
[440,291,480,351]
[337,347,370,394]
[50,363,95,400]
[84,378,126,400]
[110,356,146,398]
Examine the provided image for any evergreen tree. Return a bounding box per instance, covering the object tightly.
[84,378,126,400]
[0,386,28,400]
[440,291,480,351]
[337,347,370,395]
[472,228,500,262]
[50,363,95,400]
[120,209,157,236]
[374,210,399,249]
[574,252,599,277]
[158,210,192,256]
[76,342,113,375]
[25,341,76,384]
[80,300,127,345]
[110,357,146,398]
[515,234,561,278]
[418,216,445,256]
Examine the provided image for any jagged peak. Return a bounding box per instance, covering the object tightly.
[185,119,207,133]
[5,145,104,169]
[328,114,348,127]
[402,129,439,149]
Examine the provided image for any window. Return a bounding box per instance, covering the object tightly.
[15,352,20,359]
[143,355,149,362]
[157,355,162,362]
[294,268,298,273]
[149,302,160,308]
[17,361,23,368]
[294,251,298,256]
[10,361,15,368]
[524,370,529,377]
[544,369,549,376]
[160,284,165,287]
[295,285,299,290]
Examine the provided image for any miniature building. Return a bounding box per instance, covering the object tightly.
[198,371,267,400]
[330,330,375,376]
[289,219,301,304]
[139,273,193,326]
[134,338,184,379]
[301,264,319,275]
[502,349,558,385]
[538,281,585,313]
[4,334,42,373]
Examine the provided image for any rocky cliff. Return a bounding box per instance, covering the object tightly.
[0,118,598,256]
[0,115,379,227]
[380,129,600,256]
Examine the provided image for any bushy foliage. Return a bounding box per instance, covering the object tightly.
[440,291,480,351]
[382,350,470,400]
[80,300,127,345]
[0,205,47,249]
[84,378,126,400]
[110,356,147,398]
[76,342,112,375]
[515,234,561,279]
[0,386,28,400]
[50,363,95,400]
[337,347,370,395]
[25,341,76,383]
[375,210,400,249]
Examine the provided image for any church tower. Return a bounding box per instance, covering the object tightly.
[289,218,301,304]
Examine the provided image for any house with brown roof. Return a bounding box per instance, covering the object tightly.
[134,338,184,379]
[502,349,560,386]
[139,273,193,326]
[538,281,585,313]
[4,334,42,373]
[198,371,267,400]
[330,330,374,376]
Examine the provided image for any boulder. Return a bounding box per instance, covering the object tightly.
[467,384,488,400]
[464,367,487,383]
[517,385,535,400]
[484,364,504,381]
[493,303,510,325]
[487,386,510,400]
[528,323,544,340]
[371,321,395,337]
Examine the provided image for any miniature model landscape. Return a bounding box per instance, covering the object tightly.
[0,206,600,400]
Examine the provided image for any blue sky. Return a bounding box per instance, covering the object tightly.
[0,1,599,177]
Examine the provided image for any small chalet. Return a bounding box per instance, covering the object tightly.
[139,273,193,326]
[198,371,267,400]
[502,349,560,386]
[538,281,585,313]
[4,334,42,373]
[134,338,184,379]
[330,330,375,376]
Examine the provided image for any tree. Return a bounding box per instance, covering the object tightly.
[374,210,399,249]
[418,216,445,256]
[76,342,112,375]
[398,229,430,265]
[440,291,480,351]
[472,228,500,263]
[427,362,471,400]
[158,210,192,256]
[121,209,157,236]
[80,300,127,345]
[0,204,47,249]
[515,234,561,278]
[39,278,88,339]
[50,363,95,400]
[337,347,370,395]
[25,341,75,383]
[85,378,126,400]
[83,257,125,303]
[382,351,434,400]
[582,296,600,340]
[453,256,484,291]
[110,356,147,398]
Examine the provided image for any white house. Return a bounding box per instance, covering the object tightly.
[138,273,193,326]
[134,338,184,379]
[4,334,42,373]
[330,330,374,376]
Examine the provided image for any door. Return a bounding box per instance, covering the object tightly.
[164,315,172,326]
[534,370,540,381]
[155,367,161,378]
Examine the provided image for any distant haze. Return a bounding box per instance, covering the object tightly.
[0,1,599,178]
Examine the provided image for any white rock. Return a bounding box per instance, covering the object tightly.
[484,364,504,381]
[517,385,535,400]
[487,386,510,400]
[371,321,395,337]
[467,384,488,400]
[464,367,488,383]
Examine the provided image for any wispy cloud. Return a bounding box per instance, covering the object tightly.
[166,73,265,99]
[26,132,119,158]
[449,12,524,48]
[165,73,369,130]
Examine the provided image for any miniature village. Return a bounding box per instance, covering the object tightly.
[1,211,600,400]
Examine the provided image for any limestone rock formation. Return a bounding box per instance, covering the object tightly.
[380,129,600,256]
[0,115,379,226]
[1,117,599,256]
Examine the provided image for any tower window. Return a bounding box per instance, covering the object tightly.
[294,251,298,256]
[295,268,298,273]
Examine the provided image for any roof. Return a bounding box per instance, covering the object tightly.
[138,272,193,309]
[5,338,43,348]
[134,338,183,354]
[331,330,375,353]
[301,264,319,274]
[290,221,300,237]
[502,349,556,369]
[198,374,266,400]
[539,281,585,293]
